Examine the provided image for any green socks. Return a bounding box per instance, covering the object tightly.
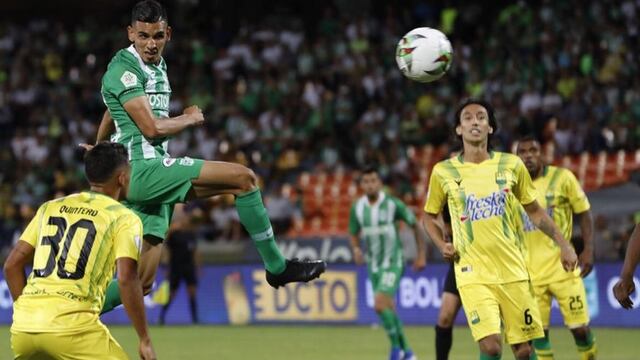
[379,309,402,348]
[532,334,553,359]
[479,353,501,360]
[392,312,409,351]
[102,189,287,316]
[236,189,286,274]
[100,280,122,314]
[575,331,596,360]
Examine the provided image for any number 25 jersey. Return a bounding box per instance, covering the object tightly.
[11,191,142,333]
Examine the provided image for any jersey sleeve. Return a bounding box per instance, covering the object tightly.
[348,204,360,236]
[393,197,416,226]
[102,61,146,105]
[424,164,446,214]
[19,203,48,247]
[513,158,538,205]
[563,169,590,213]
[112,213,143,261]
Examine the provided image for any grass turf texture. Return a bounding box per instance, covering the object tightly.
[1,325,638,359]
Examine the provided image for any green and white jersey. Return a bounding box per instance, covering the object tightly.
[348,191,416,273]
[101,45,172,160]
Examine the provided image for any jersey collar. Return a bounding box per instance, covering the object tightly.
[84,190,116,202]
[366,191,386,207]
[457,150,495,164]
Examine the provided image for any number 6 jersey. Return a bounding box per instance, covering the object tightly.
[11,191,142,333]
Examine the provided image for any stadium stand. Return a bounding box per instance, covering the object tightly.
[0,0,639,256]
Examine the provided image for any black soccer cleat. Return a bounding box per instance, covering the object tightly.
[266,258,327,289]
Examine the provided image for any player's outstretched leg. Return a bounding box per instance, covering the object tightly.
[190,161,325,288]
[571,326,596,360]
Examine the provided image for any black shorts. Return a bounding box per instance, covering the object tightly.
[169,266,197,289]
[443,263,459,296]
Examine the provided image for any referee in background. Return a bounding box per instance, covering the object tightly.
[159,203,201,325]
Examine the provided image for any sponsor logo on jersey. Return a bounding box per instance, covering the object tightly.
[147,94,170,109]
[120,71,138,88]
[162,158,176,167]
[461,190,508,222]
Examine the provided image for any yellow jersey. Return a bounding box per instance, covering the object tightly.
[11,191,142,333]
[520,166,590,285]
[424,152,537,287]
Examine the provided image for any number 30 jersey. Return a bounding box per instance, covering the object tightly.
[11,191,142,333]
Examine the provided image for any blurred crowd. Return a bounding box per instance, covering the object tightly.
[0,0,639,258]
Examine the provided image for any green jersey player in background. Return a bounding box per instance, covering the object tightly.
[349,166,427,360]
[87,0,325,313]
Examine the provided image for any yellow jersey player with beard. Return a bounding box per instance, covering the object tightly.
[423,99,578,360]
[517,136,597,360]
[4,142,156,360]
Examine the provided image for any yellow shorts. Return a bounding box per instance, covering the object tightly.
[533,276,590,329]
[459,281,544,344]
[11,322,127,360]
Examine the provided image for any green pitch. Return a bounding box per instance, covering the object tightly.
[1,325,638,359]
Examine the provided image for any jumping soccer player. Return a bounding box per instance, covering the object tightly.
[5,142,155,359]
[349,166,427,360]
[422,99,577,360]
[89,0,325,313]
[517,135,597,359]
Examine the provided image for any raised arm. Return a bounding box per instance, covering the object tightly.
[3,241,35,301]
[523,200,577,271]
[123,96,204,139]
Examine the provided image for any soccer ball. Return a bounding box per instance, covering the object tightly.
[395,27,453,83]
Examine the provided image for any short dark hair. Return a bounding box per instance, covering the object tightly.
[517,134,541,146]
[361,165,379,176]
[84,142,129,183]
[358,165,380,183]
[131,0,168,24]
[454,98,499,144]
